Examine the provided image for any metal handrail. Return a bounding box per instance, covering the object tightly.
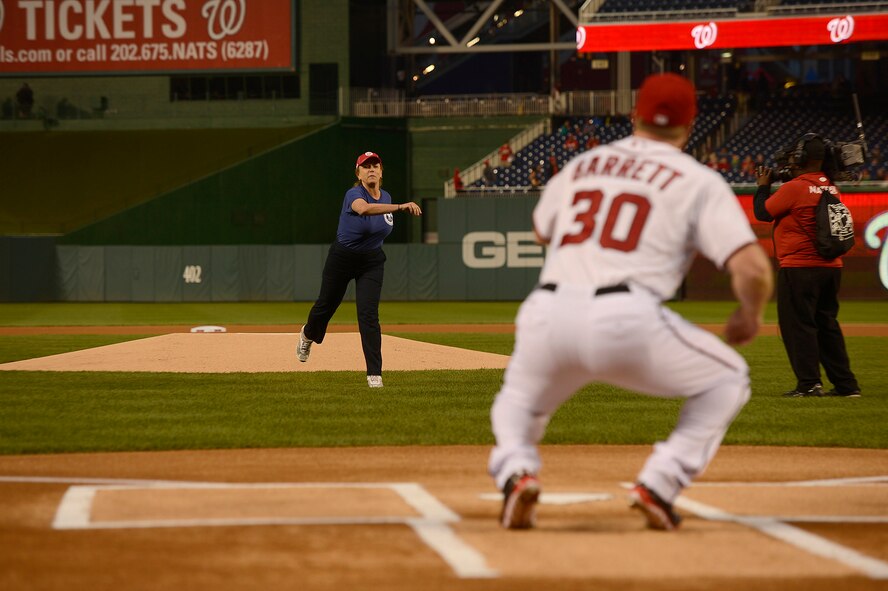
[348,92,552,118]
[768,1,888,14]
[581,6,738,21]
[2,88,637,124]
[347,89,634,120]
[444,118,552,198]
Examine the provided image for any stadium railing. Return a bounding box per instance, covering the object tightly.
[443,118,552,198]
[0,92,315,128]
[768,1,888,15]
[345,89,633,119]
[2,88,634,126]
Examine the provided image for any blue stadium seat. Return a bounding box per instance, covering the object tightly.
[467,90,888,190]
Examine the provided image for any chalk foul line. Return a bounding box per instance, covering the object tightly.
[675,496,888,580]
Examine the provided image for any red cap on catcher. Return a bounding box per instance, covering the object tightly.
[634,73,697,128]
[356,151,382,168]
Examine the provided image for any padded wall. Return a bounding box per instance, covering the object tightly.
[55,244,439,302]
[0,237,58,301]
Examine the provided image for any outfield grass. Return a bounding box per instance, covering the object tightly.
[1,300,887,326]
[0,335,153,363]
[1,333,884,454]
[0,302,522,326]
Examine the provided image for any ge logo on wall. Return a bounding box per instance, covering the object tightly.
[183,265,203,284]
[462,231,545,269]
[0,1,5,33]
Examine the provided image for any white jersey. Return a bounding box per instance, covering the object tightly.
[534,135,755,299]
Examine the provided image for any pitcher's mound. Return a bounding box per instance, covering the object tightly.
[0,333,510,373]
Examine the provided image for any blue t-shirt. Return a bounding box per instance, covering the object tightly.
[336,185,394,251]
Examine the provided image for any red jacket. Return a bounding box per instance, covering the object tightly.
[765,172,842,268]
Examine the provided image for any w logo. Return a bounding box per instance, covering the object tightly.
[690,22,718,49]
[865,211,888,291]
[202,0,247,41]
[827,16,855,43]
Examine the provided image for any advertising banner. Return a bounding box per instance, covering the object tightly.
[438,193,888,299]
[577,13,888,53]
[740,192,888,294]
[0,0,295,75]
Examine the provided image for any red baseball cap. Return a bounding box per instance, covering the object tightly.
[356,151,381,168]
[634,73,697,128]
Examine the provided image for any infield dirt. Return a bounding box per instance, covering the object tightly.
[0,332,509,373]
[1,445,886,591]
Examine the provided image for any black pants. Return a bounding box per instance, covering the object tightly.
[777,267,859,393]
[303,242,386,375]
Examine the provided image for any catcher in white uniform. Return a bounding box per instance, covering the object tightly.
[489,74,773,531]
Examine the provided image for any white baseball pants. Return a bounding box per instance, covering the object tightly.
[489,285,751,503]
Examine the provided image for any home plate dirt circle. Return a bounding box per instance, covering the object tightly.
[0,333,510,373]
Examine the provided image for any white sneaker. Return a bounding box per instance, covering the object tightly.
[296,327,313,362]
[367,375,383,388]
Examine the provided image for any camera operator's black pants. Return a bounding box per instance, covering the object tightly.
[303,241,386,375]
[777,267,859,393]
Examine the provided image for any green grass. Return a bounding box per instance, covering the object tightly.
[672,300,888,324]
[390,332,516,356]
[0,302,523,326]
[1,301,886,326]
[0,370,504,453]
[1,334,884,454]
[0,335,152,363]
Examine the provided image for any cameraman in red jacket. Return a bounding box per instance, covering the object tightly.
[754,134,860,398]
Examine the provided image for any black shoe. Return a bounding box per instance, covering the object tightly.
[782,384,825,398]
[629,483,682,531]
[500,472,541,529]
[826,389,861,398]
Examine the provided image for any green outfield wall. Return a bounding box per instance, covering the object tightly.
[59,118,413,246]
[52,243,438,302]
[0,237,57,302]
[40,116,537,248]
[4,192,887,302]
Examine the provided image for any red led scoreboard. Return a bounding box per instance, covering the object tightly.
[576,13,888,52]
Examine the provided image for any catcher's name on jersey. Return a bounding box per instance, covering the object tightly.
[534,136,755,299]
[570,150,684,191]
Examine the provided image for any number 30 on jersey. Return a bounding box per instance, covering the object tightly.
[560,190,651,252]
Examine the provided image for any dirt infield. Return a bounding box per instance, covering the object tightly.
[0,333,509,373]
[1,326,886,590]
[1,445,886,591]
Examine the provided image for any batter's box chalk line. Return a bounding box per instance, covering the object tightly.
[46,480,497,579]
[7,474,888,580]
[619,478,888,580]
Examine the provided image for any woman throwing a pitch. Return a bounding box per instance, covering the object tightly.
[296,151,422,388]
